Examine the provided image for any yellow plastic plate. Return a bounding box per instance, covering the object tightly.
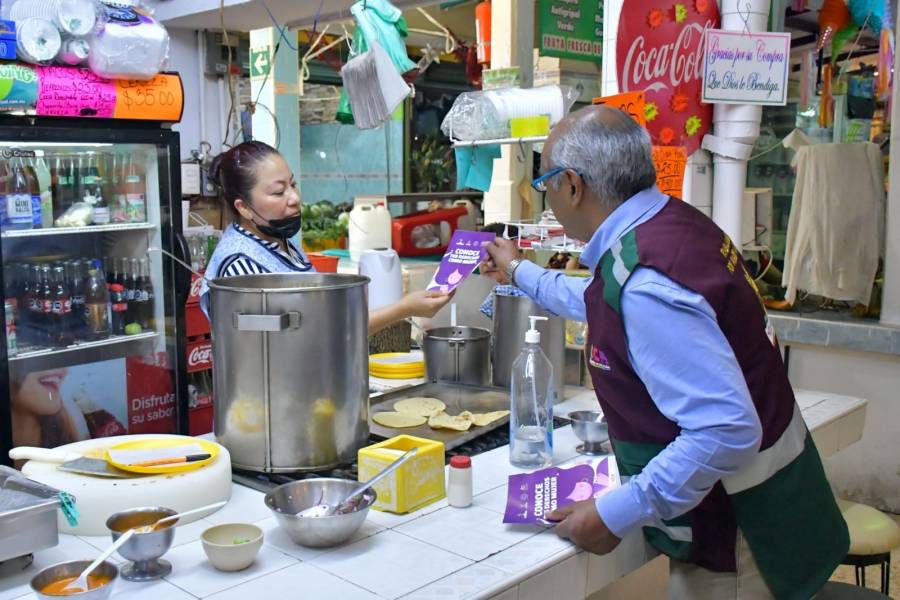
[105,437,220,474]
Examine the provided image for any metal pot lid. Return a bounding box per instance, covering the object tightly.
[207,272,369,293]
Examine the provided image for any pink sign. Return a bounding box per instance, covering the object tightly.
[617,0,720,154]
[36,66,116,118]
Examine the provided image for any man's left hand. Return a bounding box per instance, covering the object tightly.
[545,500,621,555]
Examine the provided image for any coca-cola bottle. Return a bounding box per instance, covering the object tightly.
[73,389,127,437]
[68,260,87,341]
[125,257,139,329]
[137,257,155,331]
[22,265,41,346]
[51,265,74,347]
[39,265,53,347]
[109,282,127,335]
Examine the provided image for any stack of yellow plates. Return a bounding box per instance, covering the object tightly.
[369,351,425,379]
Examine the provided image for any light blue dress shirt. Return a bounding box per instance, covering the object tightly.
[513,187,763,538]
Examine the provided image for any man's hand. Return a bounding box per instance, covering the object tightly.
[484,237,521,279]
[545,500,621,555]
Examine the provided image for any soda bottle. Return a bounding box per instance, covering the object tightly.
[111,154,128,223]
[33,156,53,229]
[124,155,146,222]
[51,265,74,347]
[68,260,87,341]
[105,256,115,289]
[137,257,155,331]
[73,391,127,437]
[4,263,18,319]
[109,282,127,335]
[0,160,8,229]
[5,298,16,358]
[91,185,110,225]
[21,265,39,346]
[51,155,75,222]
[5,158,33,230]
[23,157,42,229]
[124,257,138,328]
[39,265,54,347]
[83,259,110,341]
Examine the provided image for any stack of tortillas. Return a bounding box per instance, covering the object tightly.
[372,397,509,431]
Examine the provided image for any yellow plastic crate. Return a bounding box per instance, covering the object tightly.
[358,435,445,514]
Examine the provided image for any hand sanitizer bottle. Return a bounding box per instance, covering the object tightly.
[509,316,554,469]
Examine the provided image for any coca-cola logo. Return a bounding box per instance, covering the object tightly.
[188,343,212,369]
[617,0,719,153]
[189,275,203,300]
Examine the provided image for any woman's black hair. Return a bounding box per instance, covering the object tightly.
[207,141,280,220]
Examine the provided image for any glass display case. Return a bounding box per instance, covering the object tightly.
[0,118,188,457]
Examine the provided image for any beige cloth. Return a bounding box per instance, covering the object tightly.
[782,142,885,306]
[668,530,775,599]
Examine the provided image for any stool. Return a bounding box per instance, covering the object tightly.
[817,581,890,599]
[839,500,900,595]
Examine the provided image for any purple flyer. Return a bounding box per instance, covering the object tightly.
[503,458,616,525]
[427,230,495,293]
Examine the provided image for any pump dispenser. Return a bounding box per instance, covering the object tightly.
[509,315,554,469]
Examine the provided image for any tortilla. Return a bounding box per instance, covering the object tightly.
[393,397,446,418]
[470,410,510,427]
[372,411,427,428]
[427,411,473,431]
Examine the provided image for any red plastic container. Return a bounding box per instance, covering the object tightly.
[391,206,469,257]
[308,252,340,273]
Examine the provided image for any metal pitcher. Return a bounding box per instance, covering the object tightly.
[491,293,566,401]
[207,273,370,473]
[422,326,491,386]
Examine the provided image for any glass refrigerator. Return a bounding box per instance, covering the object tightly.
[0,116,190,461]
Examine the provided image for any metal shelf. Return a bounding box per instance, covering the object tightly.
[1,222,155,239]
[10,331,159,362]
[451,135,548,148]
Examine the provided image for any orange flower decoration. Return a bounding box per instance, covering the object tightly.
[670,88,690,112]
[694,0,709,13]
[647,8,665,28]
[659,127,676,145]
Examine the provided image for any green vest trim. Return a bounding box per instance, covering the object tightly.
[598,229,639,313]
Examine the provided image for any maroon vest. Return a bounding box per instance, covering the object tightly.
[584,198,795,572]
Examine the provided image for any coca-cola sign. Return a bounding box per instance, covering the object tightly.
[187,340,212,372]
[617,0,719,154]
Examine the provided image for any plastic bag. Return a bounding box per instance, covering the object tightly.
[441,85,579,141]
[88,1,168,80]
[54,201,93,227]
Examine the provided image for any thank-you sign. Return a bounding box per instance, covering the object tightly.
[702,30,791,105]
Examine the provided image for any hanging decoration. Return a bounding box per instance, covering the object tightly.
[848,0,883,31]
[617,0,720,153]
[819,62,834,128]
[831,24,860,62]
[876,26,894,99]
[817,0,852,50]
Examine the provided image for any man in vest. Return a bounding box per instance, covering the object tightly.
[485,105,848,599]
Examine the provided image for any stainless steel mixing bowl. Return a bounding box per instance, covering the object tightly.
[264,478,376,548]
[106,506,176,581]
[568,411,609,455]
[30,559,118,600]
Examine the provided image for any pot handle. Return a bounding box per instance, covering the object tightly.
[234,312,300,331]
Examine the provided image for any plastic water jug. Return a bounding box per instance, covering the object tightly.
[358,249,402,310]
[349,203,392,262]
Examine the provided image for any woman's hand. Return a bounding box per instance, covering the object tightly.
[400,289,453,318]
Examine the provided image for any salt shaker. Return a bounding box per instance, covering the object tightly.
[447,455,473,507]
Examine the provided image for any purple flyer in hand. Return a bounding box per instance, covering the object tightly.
[427,230,495,293]
[503,458,615,525]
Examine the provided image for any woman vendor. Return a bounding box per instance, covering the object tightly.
[200,141,451,330]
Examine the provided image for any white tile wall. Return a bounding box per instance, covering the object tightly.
[204,563,380,600]
[309,530,472,599]
[472,484,510,515]
[489,587,519,600]
[162,539,295,598]
[395,505,542,561]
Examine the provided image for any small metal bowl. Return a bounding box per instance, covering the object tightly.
[568,411,609,456]
[30,559,118,600]
[264,478,376,548]
[106,507,176,581]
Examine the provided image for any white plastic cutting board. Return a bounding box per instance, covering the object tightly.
[21,434,232,536]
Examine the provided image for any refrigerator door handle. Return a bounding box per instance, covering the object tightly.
[174,231,193,306]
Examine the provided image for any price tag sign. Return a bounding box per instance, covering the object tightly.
[35,66,116,117]
[592,91,646,126]
[652,146,687,198]
[114,73,183,122]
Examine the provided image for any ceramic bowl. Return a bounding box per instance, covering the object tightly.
[201,523,264,572]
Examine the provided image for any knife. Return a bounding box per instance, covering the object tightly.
[9,447,136,478]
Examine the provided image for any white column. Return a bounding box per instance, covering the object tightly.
[880,20,900,325]
[482,0,535,225]
[249,28,301,178]
[601,0,624,95]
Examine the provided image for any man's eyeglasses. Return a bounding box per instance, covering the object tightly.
[531,166,585,192]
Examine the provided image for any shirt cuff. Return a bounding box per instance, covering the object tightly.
[511,260,542,294]
[594,481,655,538]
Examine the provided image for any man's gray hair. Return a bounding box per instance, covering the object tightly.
[548,107,657,208]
